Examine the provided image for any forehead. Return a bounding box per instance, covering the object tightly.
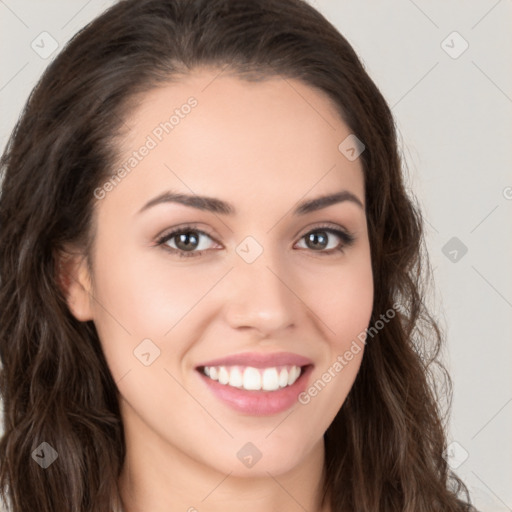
[101,68,365,218]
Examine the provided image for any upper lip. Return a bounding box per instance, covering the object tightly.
[196,351,313,369]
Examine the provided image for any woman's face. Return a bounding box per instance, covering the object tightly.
[68,68,373,477]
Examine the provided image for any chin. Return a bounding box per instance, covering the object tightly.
[207,436,318,478]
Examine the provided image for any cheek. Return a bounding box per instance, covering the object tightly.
[89,240,228,380]
[90,240,214,333]
[300,251,374,348]
[295,250,373,417]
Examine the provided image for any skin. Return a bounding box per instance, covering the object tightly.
[64,68,374,512]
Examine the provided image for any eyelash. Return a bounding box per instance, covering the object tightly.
[155,223,356,259]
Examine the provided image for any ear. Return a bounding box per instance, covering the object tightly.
[56,247,94,322]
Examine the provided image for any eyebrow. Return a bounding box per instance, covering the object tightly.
[137,189,364,216]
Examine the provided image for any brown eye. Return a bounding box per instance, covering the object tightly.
[156,227,218,258]
[295,227,355,255]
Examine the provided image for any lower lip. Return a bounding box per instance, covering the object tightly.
[197,365,314,416]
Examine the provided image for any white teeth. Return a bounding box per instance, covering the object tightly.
[201,364,303,391]
[288,365,301,385]
[243,367,262,390]
[262,368,279,391]
[228,367,243,388]
[278,368,289,388]
[218,366,229,385]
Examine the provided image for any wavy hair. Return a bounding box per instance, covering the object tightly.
[0,0,474,510]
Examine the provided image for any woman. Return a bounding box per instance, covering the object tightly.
[0,0,476,510]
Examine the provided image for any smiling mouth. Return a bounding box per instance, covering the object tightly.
[198,364,309,392]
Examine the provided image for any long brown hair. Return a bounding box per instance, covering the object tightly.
[0,0,475,510]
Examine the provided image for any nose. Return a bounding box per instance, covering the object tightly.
[223,251,300,337]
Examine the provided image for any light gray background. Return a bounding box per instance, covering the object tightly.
[1,1,511,511]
